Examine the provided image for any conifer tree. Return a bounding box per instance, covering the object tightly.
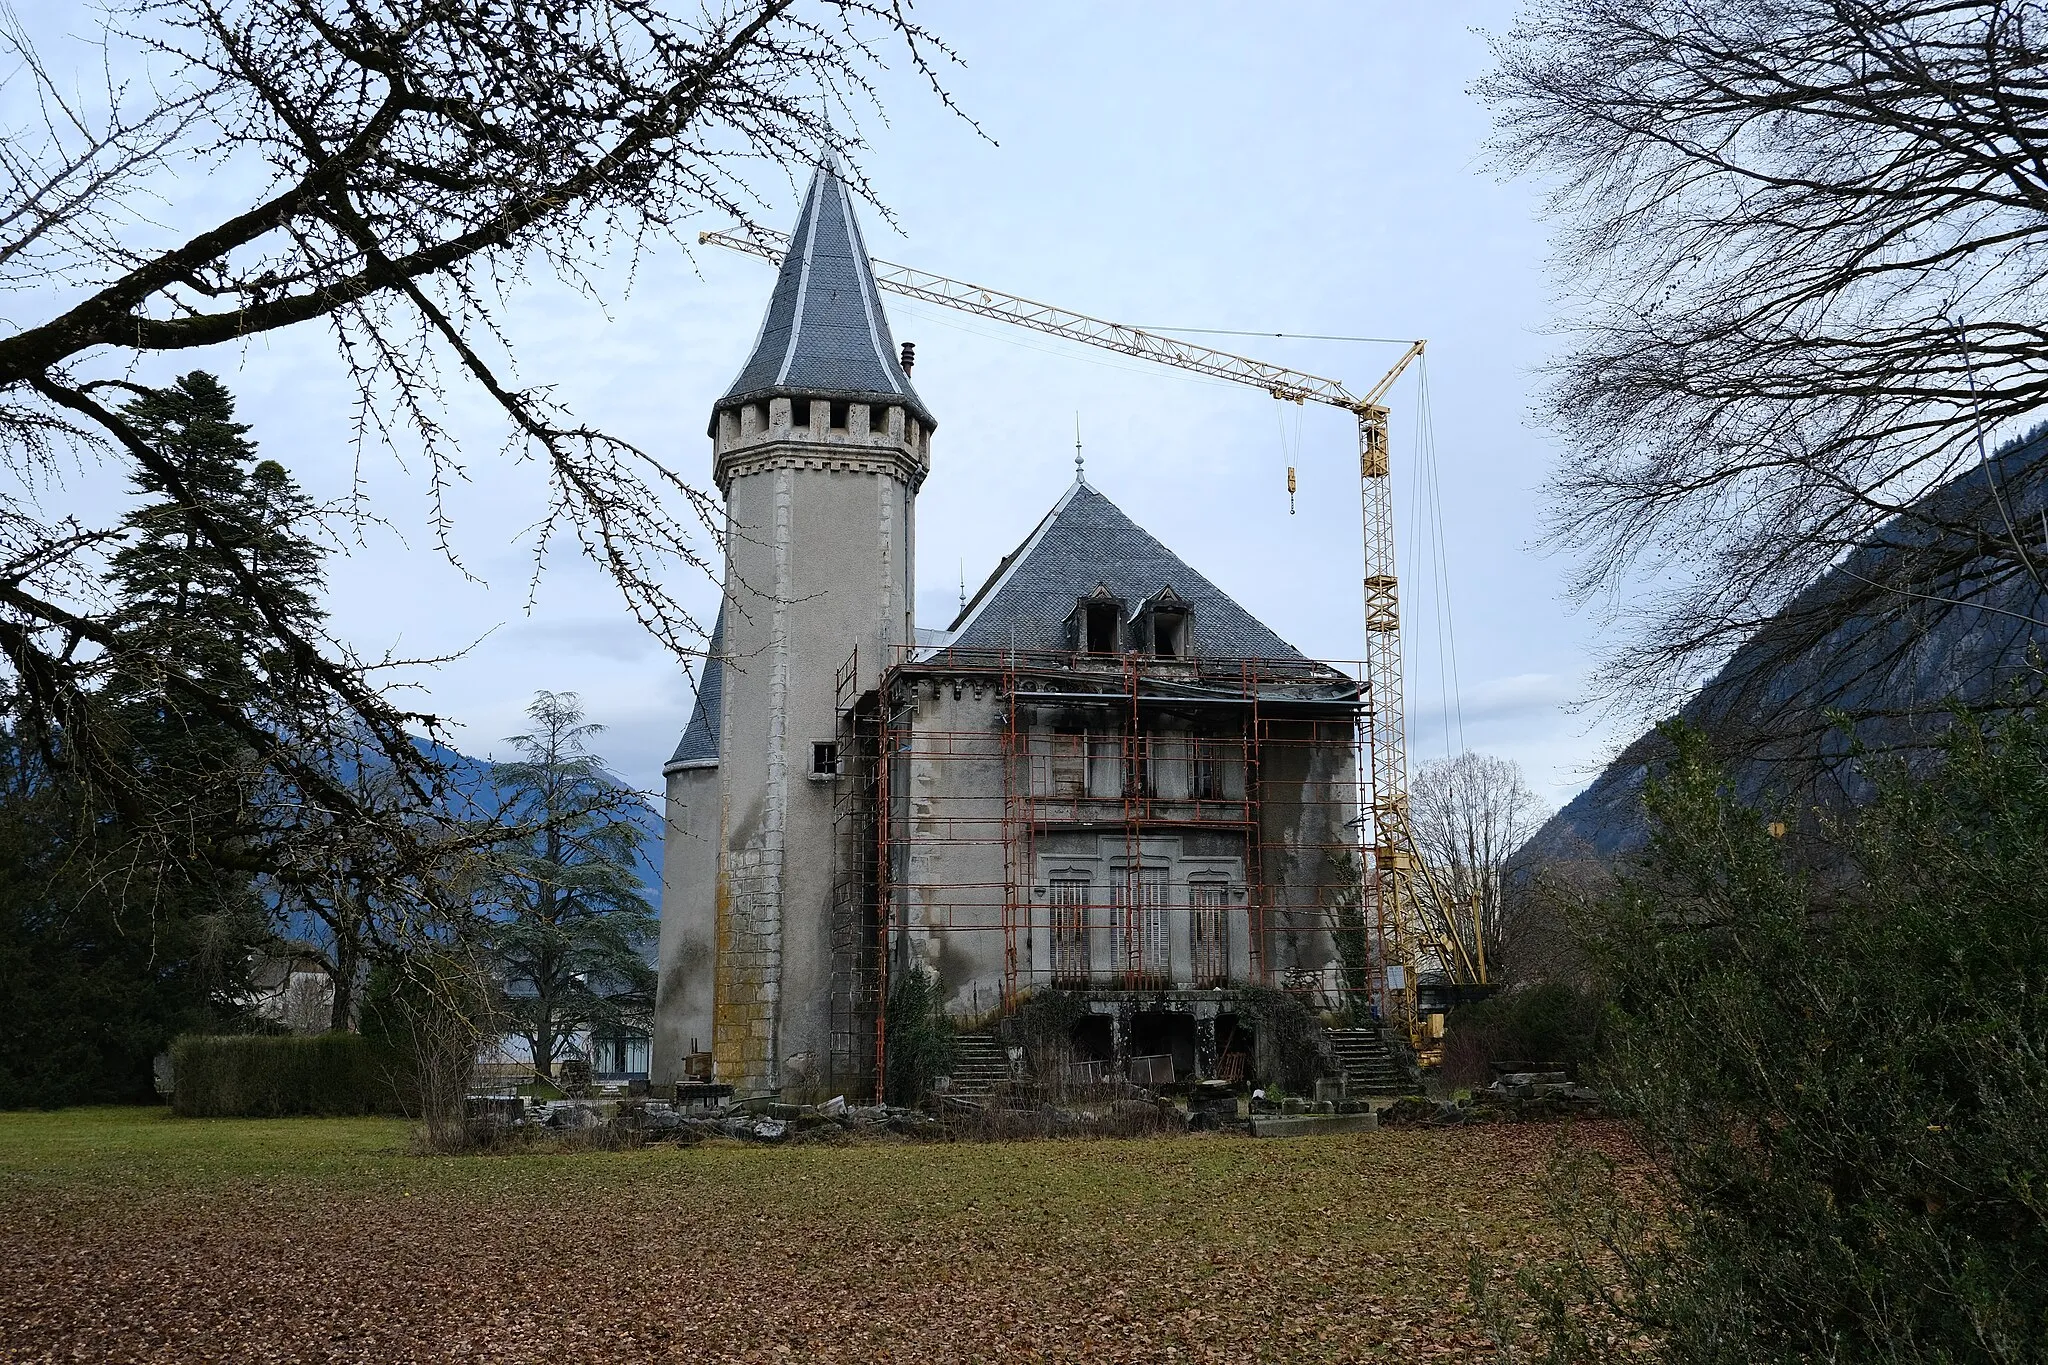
[105,373,325,807]
[486,691,654,1080]
[0,372,334,1101]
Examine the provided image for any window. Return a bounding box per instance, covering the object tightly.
[1194,737,1243,802]
[1112,870,1168,982]
[1050,877,1090,986]
[1039,727,1085,799]
[1152,611,1186,658]
[811,741,839,777]
[790,397,812,429]
[1144,730,1191,800]
[1084,601,1120,653]
[1085,731,1124,798]
[829,399,850,429]
[1191,883,1230,986]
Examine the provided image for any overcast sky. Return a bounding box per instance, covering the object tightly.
[19,1,1625,811]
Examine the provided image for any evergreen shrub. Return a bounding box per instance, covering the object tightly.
[1439,981,1605,1087]
[883,966,955,1107]
[1235,985,1322,1093]
[1503,707,2048,1362]
[169,1033,403,1117]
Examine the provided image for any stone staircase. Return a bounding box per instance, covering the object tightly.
[1325,1027,1414,1096]
[948,1033,1012,1098]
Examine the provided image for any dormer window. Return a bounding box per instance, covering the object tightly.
[1065,584,1125,655]
[1152,612,1186,658]
[1084,601,1119,653]
[1137,587,1193,660]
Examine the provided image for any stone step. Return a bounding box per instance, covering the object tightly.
[949,1035,1010,1096]
[1325,1028,1417,1096]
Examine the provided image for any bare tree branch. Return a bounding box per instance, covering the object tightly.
[1481,0,2048,726]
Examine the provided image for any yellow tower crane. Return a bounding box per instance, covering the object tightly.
[699,226,1480,1031]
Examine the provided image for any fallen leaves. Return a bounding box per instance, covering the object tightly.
[0,1110,1640,1363]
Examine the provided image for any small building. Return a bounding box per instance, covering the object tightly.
[652,164,1370,1098]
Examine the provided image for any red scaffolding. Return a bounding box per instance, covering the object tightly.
[850,644,1382,1099]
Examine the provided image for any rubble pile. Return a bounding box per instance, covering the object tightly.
[1379,1071,1606,1128]
[463,1095,944,1146]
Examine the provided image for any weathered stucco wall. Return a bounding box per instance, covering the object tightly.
[650,762,717,1085]
[890,682,1009,1016]
[880,681,1358,1013]
[1258,718,1358,982]
[712,396,924,1096]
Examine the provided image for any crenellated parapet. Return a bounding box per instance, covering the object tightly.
[711,394,931,494]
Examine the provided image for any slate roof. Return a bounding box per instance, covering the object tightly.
[668,605,724,768]
[945,480,1307,661]
[714,163,933,432]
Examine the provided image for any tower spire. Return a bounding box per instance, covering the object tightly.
[710,161,933,436]
[1074,412,1084,483]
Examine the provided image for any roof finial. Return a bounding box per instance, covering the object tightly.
[959,558,967,613]
[1074,412,1084,483]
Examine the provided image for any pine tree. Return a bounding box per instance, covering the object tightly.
[0,373,334,1103]
[100,372,332,994]
[105,373,326,803]
[486,691,655,1080]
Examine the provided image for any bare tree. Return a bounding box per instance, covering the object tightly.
[1480,1,2048,733]
[1409,751,1549,982]
[0,0,964,913]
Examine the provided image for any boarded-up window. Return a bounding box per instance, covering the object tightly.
[1146,731,1191,800]
[1113,869,1168,980]
[1086,731,1124,799]
[1030,730,1086,801]
[1191,882,1230,986]
[1050,877,1089,986]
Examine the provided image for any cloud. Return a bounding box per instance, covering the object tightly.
[505,618,666,663]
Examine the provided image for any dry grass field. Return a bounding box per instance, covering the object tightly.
[0,1108,1635,1363]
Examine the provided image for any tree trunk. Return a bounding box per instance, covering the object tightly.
[328,929,359,1032]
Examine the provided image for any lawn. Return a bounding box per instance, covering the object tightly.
[0,1107,1630,1362]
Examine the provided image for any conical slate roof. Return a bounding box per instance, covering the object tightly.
[947,480,1307,661]
[714,163,932,432]
[667,605,725,768]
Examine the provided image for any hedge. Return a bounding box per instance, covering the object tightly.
[1438,981,1606,1089]
[168,1032,406,1117]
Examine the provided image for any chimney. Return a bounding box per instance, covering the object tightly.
[899,341,916,375]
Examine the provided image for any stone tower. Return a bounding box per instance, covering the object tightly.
[652,162,933,1096]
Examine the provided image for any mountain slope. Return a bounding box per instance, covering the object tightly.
[1522,428,2048,865]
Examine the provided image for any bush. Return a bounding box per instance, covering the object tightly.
[883,965,954,1108]
[358,953,495,1149]
[1508,711,2048,1363]
[169,1033,403,1117]
[1439,981,1605,1088]
[1008,987,1089,1077]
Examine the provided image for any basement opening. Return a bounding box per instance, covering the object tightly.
[1069,1015,1113,1064]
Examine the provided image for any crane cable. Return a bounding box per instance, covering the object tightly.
[1404,354,1466,760]
[1274,396,1304,514]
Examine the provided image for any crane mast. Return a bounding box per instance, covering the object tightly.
[699,226,1455,1026]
